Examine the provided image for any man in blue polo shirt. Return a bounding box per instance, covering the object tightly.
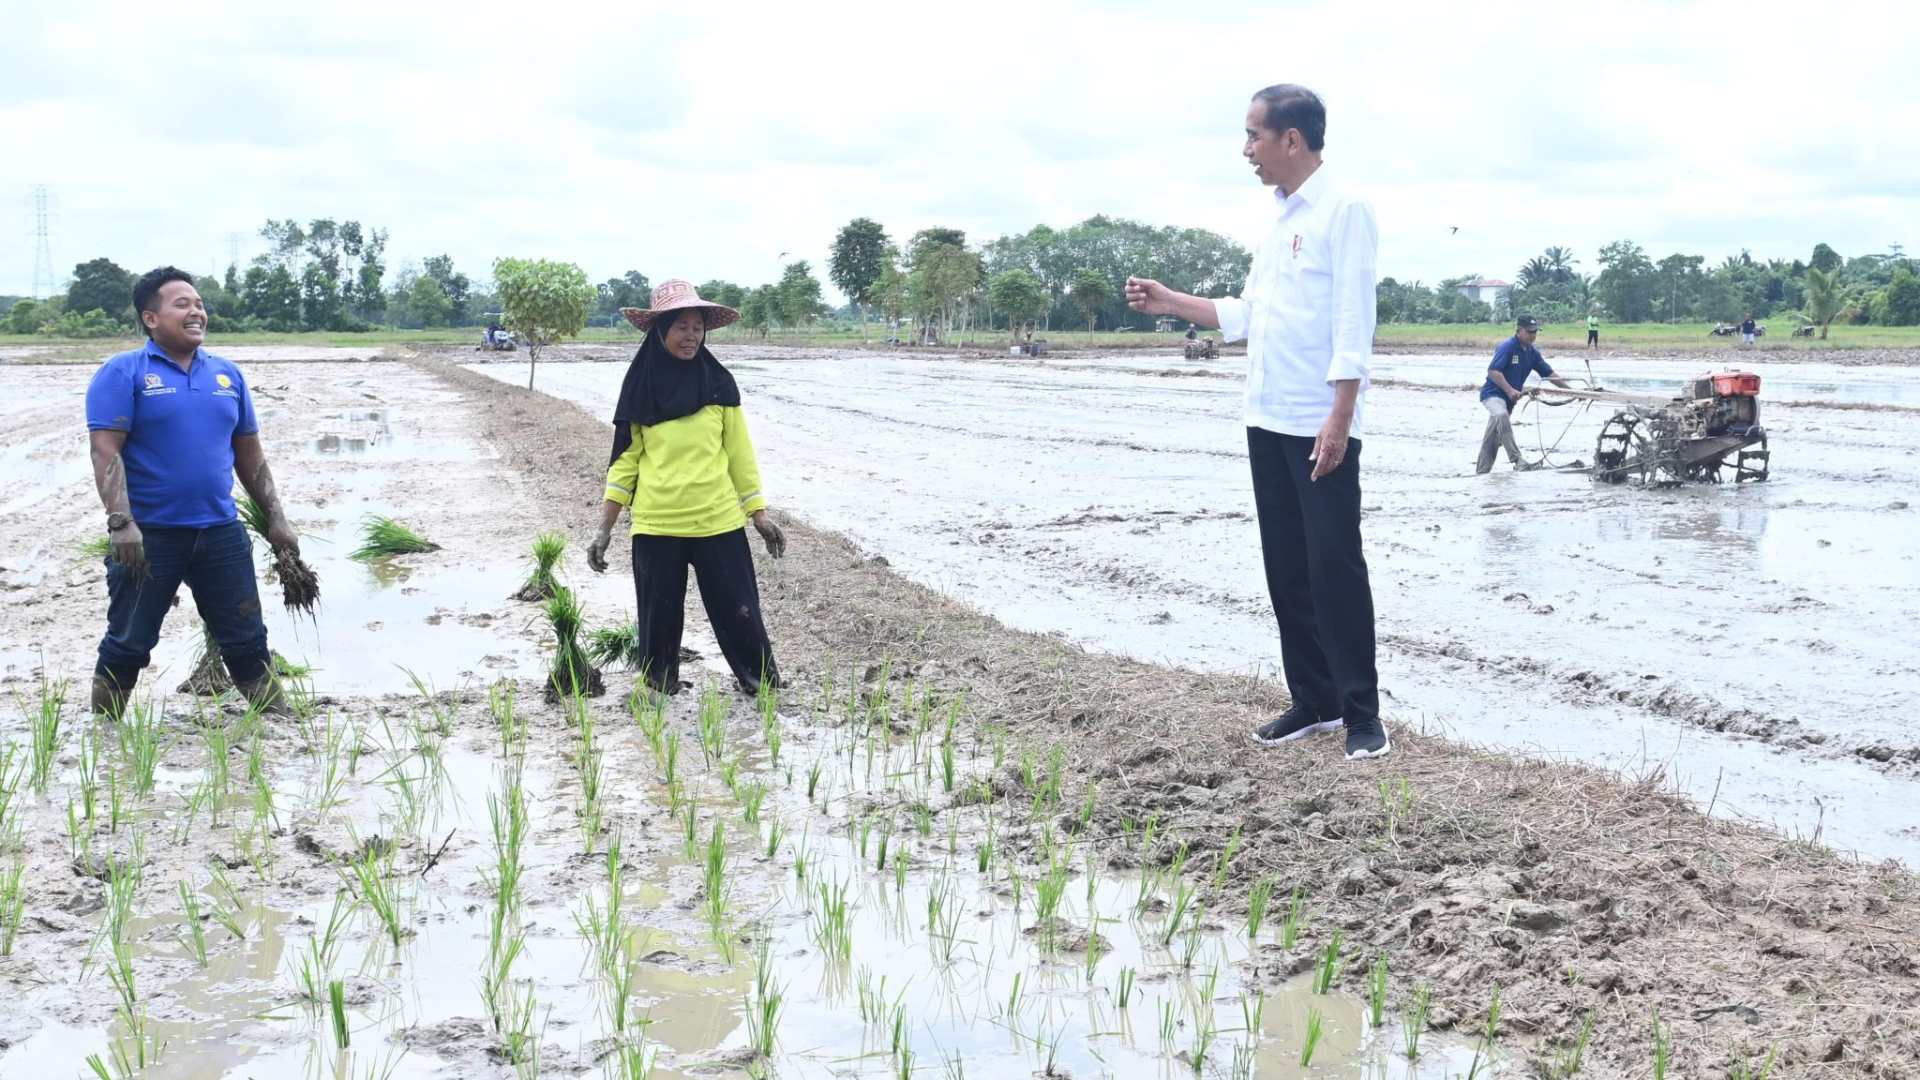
[85,266,303,717]
[1476,314,1571,474]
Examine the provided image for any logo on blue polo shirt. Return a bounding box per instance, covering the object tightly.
[142,372,175,396]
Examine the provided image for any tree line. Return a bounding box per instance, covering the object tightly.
[1380,241,1920,335]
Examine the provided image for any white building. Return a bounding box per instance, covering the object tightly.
[1457,277,1510,311]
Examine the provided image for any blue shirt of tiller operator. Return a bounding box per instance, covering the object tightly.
[84,339,259,528]
[1479,337,1555,403]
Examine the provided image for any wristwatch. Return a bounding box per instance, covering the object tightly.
[107,512,133,532]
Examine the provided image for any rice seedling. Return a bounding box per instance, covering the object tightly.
[588,623,643,671]
[26,676,67,794]
[806,759,824,802]
[1116,966,1135,1007]
[1729,1045,1778,1080]
[1465,985,1502,1080]
[757,679,783,765]
[542,586,603,700]
[874,820,894,871]
[1280,885,1306,949]
[940,739,956,793]
[118,697,164,799]
[1191,1015,1217,1073]
[1161,876,1197,946]
[1311,930,1344,994]
[1299,1007,1325,1067]
[745,942,784,1059]
[697,687,729,763]
[1550,1009,1595,1076]
[1369,953,1390,1026]
[792,829,812,881]
[291,889,356,1004]
[1245,877,1276,940]
[1404,983,1432,1060]
[240,499,321,614]
[1008,971,1026,1020]
[1651,1007,1671,1079]
[1240,988,1267,1040]
[75,534,114,562]
[513,531,567,601]
[176,881,208,967]
[663,731,681,788]
[702,821,729,933]
[764,816,784,858]
[348,839,408,949]
[1208,825,1242,894]
[1157,999,1175,1048]
[329,978,351,1048]
[631,687,667,754]
[0,860,26,957]
[349,515,439,561]
[814,877,853,963]
[206,864,249,941]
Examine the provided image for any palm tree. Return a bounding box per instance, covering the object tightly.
[1542,246,1578,284]
[1804,267,1851,339]
[1515,256,1553,290]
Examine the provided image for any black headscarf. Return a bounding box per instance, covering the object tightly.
[608,316,741,464]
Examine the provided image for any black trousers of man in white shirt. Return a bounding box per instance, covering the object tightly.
[1246,427,1379,728]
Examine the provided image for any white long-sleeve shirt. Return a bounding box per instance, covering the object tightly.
[1214,167,1378,438]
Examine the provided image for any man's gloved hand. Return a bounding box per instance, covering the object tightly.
[111,520,148,577]
[752,510,787,559]
[586,527,612,573]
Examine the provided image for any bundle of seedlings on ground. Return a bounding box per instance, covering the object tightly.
[512,531,566,602]
[586,622,642,671]
[349,516,440,561]
[543,585,604,701]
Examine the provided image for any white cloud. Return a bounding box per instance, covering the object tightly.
[2,0,1913,300]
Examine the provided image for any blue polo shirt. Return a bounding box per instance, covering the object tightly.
[1479,337,1555,402]
[85,340,259,528]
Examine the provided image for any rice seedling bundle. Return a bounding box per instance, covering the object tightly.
[349,516,440,561]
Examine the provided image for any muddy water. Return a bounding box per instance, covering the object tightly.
[481,349,1920,865]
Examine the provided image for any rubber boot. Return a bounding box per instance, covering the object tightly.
[90,673,134,721]
[236,671,293,717]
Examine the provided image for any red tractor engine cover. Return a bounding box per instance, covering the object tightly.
[1699,370,1761,397]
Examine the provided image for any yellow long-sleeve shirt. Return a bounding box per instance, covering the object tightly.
[603,405,768,537]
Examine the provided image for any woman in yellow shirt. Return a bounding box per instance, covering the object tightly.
[585,281,787,696]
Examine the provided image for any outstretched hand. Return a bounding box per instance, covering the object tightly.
[1124,276,1172,315]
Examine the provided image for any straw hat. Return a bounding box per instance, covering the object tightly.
[620,279,740,332]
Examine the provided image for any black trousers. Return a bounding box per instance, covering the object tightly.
[631,529,779,694]
[1246,427,1379,726]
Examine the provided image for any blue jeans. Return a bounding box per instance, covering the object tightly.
[96,520,270,691]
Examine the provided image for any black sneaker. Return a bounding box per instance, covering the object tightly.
[1252,704,1341,746]
[1344,717,1392,760]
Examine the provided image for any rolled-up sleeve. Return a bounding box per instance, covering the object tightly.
[604,423,641,506]
[721,407,768,515]
[1325,200,1378,385]
[1213,296,1250,344]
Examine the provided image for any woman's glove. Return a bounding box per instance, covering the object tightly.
[587,526,612,573]
[751,511,786,559]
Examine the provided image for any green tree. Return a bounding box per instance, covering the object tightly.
[1595,240,1657,322]
[1875,266,1920,326]
[830,217,890,324]
[494,258,595,388]
[987,269,1049,340]
[908,243,979,341]
[868,246,908,331]
[1809,243,1843,275]
[698,280,746,309]
[1068,270,1111,332]
[423,255,473,325]
[738,286,775,338]
[1803,267,1851,339]
[5,298,41,334]
[407,275,453,328]
[241,264,301,331]
[774,261,825,327]
[594,271,652,326]
[66,258,133,326]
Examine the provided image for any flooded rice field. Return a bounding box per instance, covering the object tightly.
[483,346,1920,866]
[0,357,1501,1077]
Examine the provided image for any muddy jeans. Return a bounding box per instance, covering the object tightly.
[1247,427,1379,728]
[630,529,779,695]
[96,520,270,693]
[1476,396,1524,474]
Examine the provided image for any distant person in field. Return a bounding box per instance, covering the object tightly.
[1477,314,1572,474]
[1587,310,1600,350]
[84,267,303,718]
[585,280,787,699]
[1124,82,1390,761]
[1741,311,1757,346]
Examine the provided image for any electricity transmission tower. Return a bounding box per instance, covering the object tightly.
[31,185,57,300]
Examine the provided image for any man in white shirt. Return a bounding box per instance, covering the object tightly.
[1125,83,1388,760]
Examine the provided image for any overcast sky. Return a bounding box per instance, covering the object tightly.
[3,0,1914,301]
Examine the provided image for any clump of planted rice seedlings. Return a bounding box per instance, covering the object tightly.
[1160,875,1197,946]
[1241,988,1267,1040]
[348,839,408,949]
[1280,884,1306,949]
[1404,983,1432,1060]
[290,889,356,1004]
[0,860,26,956]
[739,781,767,826]
[587,623,643,672]
[570,693,606,853]
[764,815,783,859]
[349,515,439,561]
[1369,953,1390,1025]
[117,697,164,799]
[1299,1007,1325,1067]
[703,822,730,937]
[329,978,351,1049]
[1311,929,1344,994]
[697,688,729,763]
[1245,877,1276,940]
[630,687,667,755]
[1729,1045,1778,1080]
[176,881,208,967]
[1116,966,1135,1007]
[25,676,67,795]
[542,586,604,701]
[1466,985,1502,1080]
[1548,1009,1596,1076]
[745,942,784,1060]
[806,759,824,803]
[513,531,566,602]
[814,877,853,964]
[1651,1007,1671,1079]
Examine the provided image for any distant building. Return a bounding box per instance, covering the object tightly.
[1457,277,1510,311]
